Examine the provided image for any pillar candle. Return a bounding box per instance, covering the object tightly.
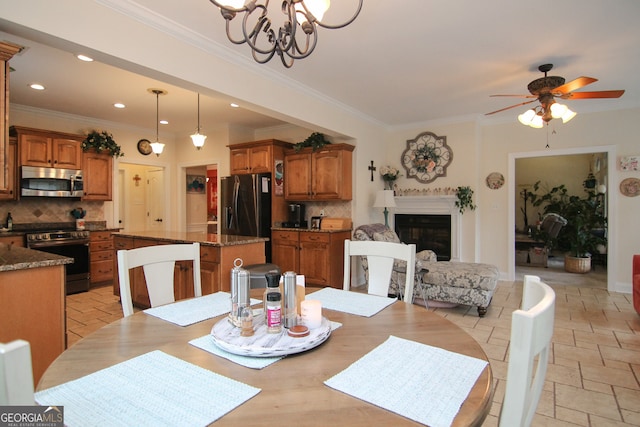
[301,299,322,329]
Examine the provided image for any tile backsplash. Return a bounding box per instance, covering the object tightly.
[0,199,104,227]
[304,200,351,220]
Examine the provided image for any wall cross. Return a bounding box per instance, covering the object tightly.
[368,160,376,181]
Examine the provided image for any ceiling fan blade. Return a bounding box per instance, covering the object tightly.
[551,76,598,95]
[490,94,537,98]
[485,99,537,116]
[561,90,625,100]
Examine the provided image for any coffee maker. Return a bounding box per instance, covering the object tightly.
[286,203,306,228]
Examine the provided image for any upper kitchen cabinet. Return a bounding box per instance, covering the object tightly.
[0,42,21,200]
[284,143,354,201]
[82,150,112,201]
[11,126,83,169]
[229,139,292,175]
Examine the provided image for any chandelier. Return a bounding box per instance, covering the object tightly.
[208,0,363,68]
[190,93,207,150]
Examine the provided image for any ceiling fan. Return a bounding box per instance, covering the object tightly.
[485,64,625,127]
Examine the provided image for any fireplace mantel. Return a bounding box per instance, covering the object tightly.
[392,196,461,261]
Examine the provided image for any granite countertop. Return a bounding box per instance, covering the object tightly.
[0,244,73,272]
[112,230,268,247]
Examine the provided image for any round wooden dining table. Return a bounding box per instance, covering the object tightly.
[38,290,494,426]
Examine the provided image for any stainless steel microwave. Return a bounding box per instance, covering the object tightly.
[21,166,84,198]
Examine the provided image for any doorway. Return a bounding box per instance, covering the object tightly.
[508,145,617,291]
[178,158,220,234]
[118,162,167,232]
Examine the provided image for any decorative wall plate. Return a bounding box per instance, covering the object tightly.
[619,177,640,197]
[137,138,152,155]
[485,172,505,190]
[401,131,452,183]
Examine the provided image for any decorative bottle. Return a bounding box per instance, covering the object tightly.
[266,292,282,334]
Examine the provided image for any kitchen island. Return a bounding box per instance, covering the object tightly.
[0,243,72,385]
[112,231,268,309]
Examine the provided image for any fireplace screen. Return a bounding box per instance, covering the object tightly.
[395,214,451,261]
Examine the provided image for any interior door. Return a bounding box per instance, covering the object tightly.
[146,168,165,231]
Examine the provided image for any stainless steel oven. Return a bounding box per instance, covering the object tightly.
[26,230,91,294]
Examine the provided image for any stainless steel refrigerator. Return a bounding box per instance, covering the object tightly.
[220,173,272,262]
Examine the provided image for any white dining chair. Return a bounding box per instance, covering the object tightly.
[499,275,556,427]
[343,239,416,303]
[0,339,35,405]
[117,242,202,317]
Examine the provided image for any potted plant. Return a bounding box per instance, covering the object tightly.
[82,130,124,157]
[455,186,476,214]
[292,132,330,152]
[527,181,606,273]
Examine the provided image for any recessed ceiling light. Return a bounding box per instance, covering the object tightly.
[160,120,169,125]
[29,83,45,90]
[114,103,125,109]
[76,54,94,62]
[230,103,239,108]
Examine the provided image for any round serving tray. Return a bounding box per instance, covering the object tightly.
[211,315,332,357]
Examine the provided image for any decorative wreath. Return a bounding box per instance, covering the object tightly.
[401,131,452,183]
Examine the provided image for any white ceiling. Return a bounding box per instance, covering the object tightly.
[2,0,640,137]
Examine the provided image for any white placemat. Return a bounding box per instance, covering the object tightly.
[144,292,260,326]
[35,350,260,427]
[306,288,397,317]
[189,321,343,369]
[190,335,283,369]
[324,335,488,427]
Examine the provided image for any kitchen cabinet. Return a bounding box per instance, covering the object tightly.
[0,233,25,247]
[112,235,134,297]
[284,143,354,201]
[1,263,65,385]
[230,144,270,174]
[272,229,350,288]
[228,139,294,225]
[0,136,17,200]
[0,42,20,198]
[82,150,113,201]
[229,139,292,175]
[11,126,83,169]
[90,231,114,285]
[200,245,221,295]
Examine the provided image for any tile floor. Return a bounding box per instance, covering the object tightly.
[66,260,639,426]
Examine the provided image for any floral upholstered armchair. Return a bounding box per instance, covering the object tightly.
[352,223,435,300]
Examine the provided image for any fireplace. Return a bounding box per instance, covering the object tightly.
[395,214,451,261]
[392,195,461,261]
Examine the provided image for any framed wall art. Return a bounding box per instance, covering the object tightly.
[187,175,205,193]
[401,131,453,183]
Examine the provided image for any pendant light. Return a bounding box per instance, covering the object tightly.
[149,89,166,156]
[190,93,207,150]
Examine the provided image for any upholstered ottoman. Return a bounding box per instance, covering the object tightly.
[416,261,499,317]
[352,223,499,317]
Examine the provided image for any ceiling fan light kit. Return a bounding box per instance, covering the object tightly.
[208,0,363,68]
[487,63,624,128]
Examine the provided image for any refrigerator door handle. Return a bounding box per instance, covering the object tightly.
[225,206,233,230]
